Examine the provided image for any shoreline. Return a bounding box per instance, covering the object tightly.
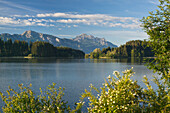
[0,56,155,59]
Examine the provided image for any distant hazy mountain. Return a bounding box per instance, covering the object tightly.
[0,30,117,53]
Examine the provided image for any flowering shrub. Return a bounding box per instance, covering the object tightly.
[78,68,142,112]
[0,83,72,113]
[78,68,169,113]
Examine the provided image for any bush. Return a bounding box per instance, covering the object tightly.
[77,68,169,113]
[27,54,33,57]
[85,54,89,59]
[0,83,72,113]
[79,68,143,112]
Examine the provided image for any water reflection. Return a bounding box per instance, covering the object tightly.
[0,57,151,64]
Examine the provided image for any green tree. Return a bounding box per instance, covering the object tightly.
[85,54,89,58]
[141,0,170,82]
[141,0,170,111]
[0,38,5,56]
[93,48,101,53]
[131,49,135,57]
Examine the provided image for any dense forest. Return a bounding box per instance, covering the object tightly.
[88,40,155,58]
[0,39,85,58]
[0,38,154,59]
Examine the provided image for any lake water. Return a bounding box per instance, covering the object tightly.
[0,57,158,111]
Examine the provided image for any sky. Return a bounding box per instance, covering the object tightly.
[0,0,159,45]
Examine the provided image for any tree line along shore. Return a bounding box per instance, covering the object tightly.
[86,40,155,59]
[0,39,85,58]
[0,38,155,59]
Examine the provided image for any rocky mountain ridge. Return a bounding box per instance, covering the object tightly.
[0,30,117,53]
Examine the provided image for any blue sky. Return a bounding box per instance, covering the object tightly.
[0,0,159,45]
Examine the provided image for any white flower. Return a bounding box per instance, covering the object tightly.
[107,75,111,79]
[113,71,119,75]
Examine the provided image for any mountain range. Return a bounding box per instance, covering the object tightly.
[0,30,117,53]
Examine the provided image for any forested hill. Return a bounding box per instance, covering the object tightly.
[88,40,155,58]
[0,39,85,58]
[0,30,117,53]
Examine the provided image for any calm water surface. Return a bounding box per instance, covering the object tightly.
[0,58,158,111]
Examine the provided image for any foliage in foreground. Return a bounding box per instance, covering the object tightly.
[0,83,80,113]
[78,68,169,113]
[141,0,170,81]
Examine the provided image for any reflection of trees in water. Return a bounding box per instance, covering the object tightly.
[28,58,84,63]
[0,57,28,63]
[91,58,144,64]
[0,57,153,64]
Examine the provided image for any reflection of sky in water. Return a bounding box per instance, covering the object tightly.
[0,58,158,111]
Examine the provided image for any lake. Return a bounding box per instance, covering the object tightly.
[0,57,159,111]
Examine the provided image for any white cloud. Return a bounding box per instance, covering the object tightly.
[108,23,140,29]
[36,13,140,29]
[0,17,36,26]
[0,17,57,27]
[0,17,20,25]
[22,19,35,26]
[36,13,138,22]
[149,0,159,5]
[56,19,90,24]
[73,25,78,27]
[49,24,55,27]
[37,23,48,26]
[13,14,31,17]
[0,12,141,29]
